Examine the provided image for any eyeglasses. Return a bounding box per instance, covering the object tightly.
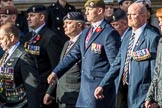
[1,0,12,2]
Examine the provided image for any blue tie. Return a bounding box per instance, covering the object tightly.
[122,33,135,85]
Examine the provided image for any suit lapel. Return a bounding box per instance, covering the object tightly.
[133,26,147,51]
[60,42,69,60]
[82,27,90,52]
[5,47,22,67]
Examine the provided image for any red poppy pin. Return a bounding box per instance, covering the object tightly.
[96,26,102,32]
[36,35,41,41]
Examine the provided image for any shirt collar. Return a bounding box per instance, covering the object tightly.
[70,32,82,43]
[33,23,46,34]
[132,23,146,35]
[6,41,20,62]
[91,19,104,30]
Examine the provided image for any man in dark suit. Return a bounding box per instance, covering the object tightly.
[94,2,160,108]
[44,11,85,108]
[0,22,40,108]
[47,0,121,108]
[23,4,63,108]
[47,0,76,46]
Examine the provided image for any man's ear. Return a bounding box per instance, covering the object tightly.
[9,33,15,42]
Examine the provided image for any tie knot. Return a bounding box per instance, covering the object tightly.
[69,41,74,46]
[32,31,36,37]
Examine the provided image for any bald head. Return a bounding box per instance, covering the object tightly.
[127,2,147,30]
[129,2,147,15]
[0,22,19,51]
[0,22,19,39]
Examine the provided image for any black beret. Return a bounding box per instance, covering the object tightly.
[63,12,85,22]
[110,9,127,23]
[27,5,46,13]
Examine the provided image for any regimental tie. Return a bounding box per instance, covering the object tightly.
[0,52,9,66]
[65,40,74,55]
[85,26,94,48]
[122,33,135,85]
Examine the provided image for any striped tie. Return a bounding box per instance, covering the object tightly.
[122,33,135,85]
[65,41,74,55]
[85,26,94,48]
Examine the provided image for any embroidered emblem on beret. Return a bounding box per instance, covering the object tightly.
[89,1,95,7]
[32,7,35,12]
[6,9,9,14]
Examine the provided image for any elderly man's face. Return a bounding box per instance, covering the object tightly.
[63,20,80,37]
[0,29,12,51]
[111,19,128,35]
[1,0,14,7]
[127,4,146,29]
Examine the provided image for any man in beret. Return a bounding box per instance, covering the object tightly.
[23,4,63,108]
[118,0,134,12]
[0,6,25,40]
[110,9,129,40]
[145,8,162,108]
[44,11,85,108]
[47,0,121,107]
[47,0,76,47]
[1,0,29,35]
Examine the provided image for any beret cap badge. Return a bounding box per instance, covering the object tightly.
[32,7,35,12]
[6,9,9,14]
[67,13,71,19]
[89,1,95,7]
[112,16,115,21]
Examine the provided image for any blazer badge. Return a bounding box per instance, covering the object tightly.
[132,48,151,61]
[91,43,102,54]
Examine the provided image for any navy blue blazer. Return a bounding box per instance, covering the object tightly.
[53,19,121,108]
[99,25,160,108]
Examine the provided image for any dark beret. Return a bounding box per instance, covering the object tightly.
[110,9,127,23]
[0,6,17,15]
[27,5,46,13]
[63,12,85,22]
